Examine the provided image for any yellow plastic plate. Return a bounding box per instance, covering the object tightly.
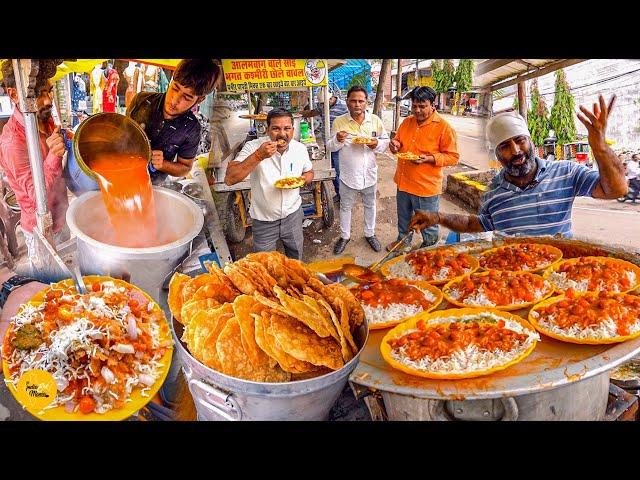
[442,270,554,311]
[2,275,173,421]
[381,307,538,379]
[274,177,306,189]
[478,243,563,273]
[528,291,640,345]
[380,250,480,285]
[350,280,443,330]
[542,256,640,294]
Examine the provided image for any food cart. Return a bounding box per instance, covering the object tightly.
[212,59,341,244]
[4,59,640,423]
[563,140,591,166]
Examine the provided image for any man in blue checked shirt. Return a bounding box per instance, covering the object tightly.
[409,94,627,238]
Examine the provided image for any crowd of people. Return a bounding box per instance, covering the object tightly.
[0,61,630,336]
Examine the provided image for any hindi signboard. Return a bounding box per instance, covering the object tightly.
[221,59,327,92]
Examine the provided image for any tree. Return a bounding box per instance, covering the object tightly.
[347,71,368,90]
[454,59,474,94]
[527,79,550,146]
[434,59,455,111]
[434,59,454,93]
[513,95,519,112]
[453,59,474,115]
[430,60,441,87]
[373,59,391,117]
[549,69,576,145]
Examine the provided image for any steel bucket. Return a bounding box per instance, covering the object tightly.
[172,317,369,421]
[72,112,151,181]
[66,187,203,303]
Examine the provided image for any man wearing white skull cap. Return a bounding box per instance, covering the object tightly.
[409,94,627,237]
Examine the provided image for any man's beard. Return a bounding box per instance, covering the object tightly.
[37,106,52,122]
[499,141,536,177]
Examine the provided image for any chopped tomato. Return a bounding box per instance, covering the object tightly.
[480,243,559,271]
[446,270,549,306]
[79,396,96,414]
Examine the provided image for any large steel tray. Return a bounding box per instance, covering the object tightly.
[349,236,640,400]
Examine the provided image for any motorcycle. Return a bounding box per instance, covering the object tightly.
[617,178,640,203]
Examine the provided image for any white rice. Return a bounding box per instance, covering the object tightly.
[389,313,539,374]
[534,309,640,340]
[462,287,496,307]
[550,269,636,293]
[548,272,590,292]
[432,267,452,281]
[388,259,471,282]
[627,270,637,287]
[361,287,437,325]
[388,260,424,280]
[448,282,549,307]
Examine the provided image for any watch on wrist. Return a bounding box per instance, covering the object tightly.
[0,275,37,310]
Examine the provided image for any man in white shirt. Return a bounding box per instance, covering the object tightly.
[328,86,390,254]
[225,108,314,260]
[627,153,640,202]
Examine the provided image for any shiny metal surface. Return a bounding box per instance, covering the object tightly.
[73,112,151,180]
[172,316,369,421]
[349,236,640,413]
[66,187,203,302]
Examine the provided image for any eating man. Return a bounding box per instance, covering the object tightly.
[224,108,314,260]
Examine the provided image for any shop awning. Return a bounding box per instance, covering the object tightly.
[474,59,586,91]
[329,59,372,94]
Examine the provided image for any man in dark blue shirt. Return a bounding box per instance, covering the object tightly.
[127,59,220,184]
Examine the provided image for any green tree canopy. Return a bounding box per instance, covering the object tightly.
[527,79,550,146]
[549,69,576,144]
[434,59,455,94]
[454,59,474,93]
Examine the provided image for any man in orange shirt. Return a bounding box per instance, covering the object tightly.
[388,86,459,251]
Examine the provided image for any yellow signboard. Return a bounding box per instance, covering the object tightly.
[221,59,327,92]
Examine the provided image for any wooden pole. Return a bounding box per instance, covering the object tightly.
[517,81,527,122]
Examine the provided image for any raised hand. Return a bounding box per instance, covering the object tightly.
[256,141,277,160]
[577,94,616,151]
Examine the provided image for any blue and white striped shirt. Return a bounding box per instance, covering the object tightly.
[477,158,600,237]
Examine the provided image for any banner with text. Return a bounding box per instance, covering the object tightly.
[221,59,327,92]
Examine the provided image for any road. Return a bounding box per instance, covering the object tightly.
[380,110,489,170]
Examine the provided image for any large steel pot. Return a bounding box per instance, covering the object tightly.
[66,187,204,303]
[349,235,640,421]
[373,373,609,421]
[172,317,368,421]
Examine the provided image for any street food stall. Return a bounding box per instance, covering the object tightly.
[3,58,640,422]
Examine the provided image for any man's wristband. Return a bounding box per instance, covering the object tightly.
[0,275,37,310]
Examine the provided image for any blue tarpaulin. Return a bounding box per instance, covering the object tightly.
[329,59,371,94]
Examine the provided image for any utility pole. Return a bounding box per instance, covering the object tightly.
[414,58,419,86]
[394,59,403,132]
